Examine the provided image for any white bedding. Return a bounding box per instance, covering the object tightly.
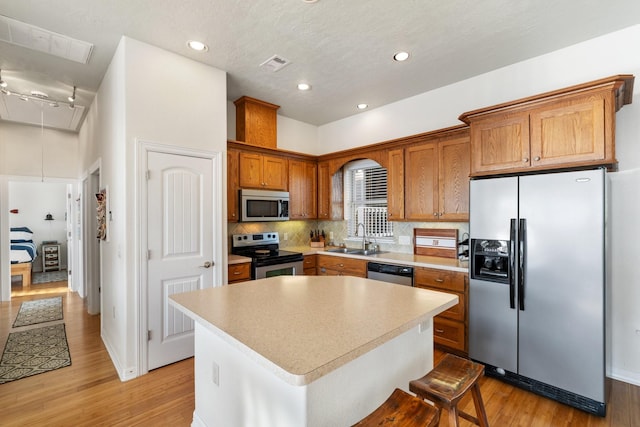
[11,249,34,264]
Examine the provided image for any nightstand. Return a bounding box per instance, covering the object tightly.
[42,243,61,272]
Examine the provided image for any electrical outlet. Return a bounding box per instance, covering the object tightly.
[329,231,334,240]
[283,232,288,241]
[398,235,411,245]
[212,361,219,386]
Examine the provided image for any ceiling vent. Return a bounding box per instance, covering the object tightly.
[0,14,93,64]
[259,55,291,72]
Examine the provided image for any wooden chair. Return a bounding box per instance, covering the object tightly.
[352,388,440,426]
[409,353,489,427]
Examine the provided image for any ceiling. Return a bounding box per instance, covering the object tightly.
[1,0,639,132]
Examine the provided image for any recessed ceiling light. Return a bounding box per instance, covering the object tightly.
[297,83,311,91]
[187,40,208,52]
[393,51,410,62]
[302,0,319,3]
[357,103,368,110]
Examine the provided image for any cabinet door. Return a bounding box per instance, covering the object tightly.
[529,93,607,168]
[470,112,530,175]
[404,142,438,220]
[227,149,240,222]
[438,136,470,221]
[317,161,330,219]
[238,152,264,188]
[386,148,404,220]
[262,155,288,190]
[289,159,317,219]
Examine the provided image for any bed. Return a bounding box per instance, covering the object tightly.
[10,227,37,289]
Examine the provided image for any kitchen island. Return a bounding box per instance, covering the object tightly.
[170,275,457,427]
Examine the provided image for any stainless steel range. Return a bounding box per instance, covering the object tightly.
[231,232,304,279]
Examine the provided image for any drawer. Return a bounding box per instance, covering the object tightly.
[228,263,251,283]
[44,246,59,253]
[45,253,59,259]
[414,267,466,293]
[433,317,466,352]
[45,260,59,266]
[317,255,366,276]
[303,255,317,269]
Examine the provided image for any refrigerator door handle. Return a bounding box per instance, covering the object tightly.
[518,218,526,311]
[509,218,517,309]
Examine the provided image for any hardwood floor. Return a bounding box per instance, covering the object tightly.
[1,288,638,426]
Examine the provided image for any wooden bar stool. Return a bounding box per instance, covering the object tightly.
[352,388,440,426]
[409,354,489,427]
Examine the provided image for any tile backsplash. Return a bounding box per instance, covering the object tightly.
[228,220,469,255]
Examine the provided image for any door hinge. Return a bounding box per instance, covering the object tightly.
[147,249,151,260]
[147,330,152,341]
[146,170,150,180]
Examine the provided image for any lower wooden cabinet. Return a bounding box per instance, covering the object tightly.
[414,267,468,354]
[228,262,251,284]
[303,255,317,275]
[316,255,366,277]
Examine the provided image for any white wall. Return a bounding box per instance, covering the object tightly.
[78,36,227,380]
[0,121,78,178]
[9,181,68,271]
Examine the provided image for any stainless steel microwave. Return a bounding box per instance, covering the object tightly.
[240,189,289,222]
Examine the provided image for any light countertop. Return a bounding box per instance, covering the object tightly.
[228,254,252,265]
[282,245,469,273]
[170,275,457,385]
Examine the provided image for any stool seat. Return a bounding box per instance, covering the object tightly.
[410,354,489,427]
[352,388,440,427]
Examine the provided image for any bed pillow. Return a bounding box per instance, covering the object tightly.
[10,227,33,242]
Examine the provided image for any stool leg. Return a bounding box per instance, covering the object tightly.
[470,383,489,427]
[448,406,461,427]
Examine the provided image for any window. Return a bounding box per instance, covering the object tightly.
[344,160,393,239]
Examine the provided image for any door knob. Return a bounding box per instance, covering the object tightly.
[200,261,213,268]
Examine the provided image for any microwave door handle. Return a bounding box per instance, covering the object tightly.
[509,218,516,309]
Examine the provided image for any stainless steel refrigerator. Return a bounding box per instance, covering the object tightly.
[469,168,607,416]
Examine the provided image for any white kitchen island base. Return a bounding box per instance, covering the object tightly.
[191,320,433,427]
[170,276,457,427]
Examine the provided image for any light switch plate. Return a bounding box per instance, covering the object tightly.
[398,235,411,245]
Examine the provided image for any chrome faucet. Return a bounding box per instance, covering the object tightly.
[356,222,367,250]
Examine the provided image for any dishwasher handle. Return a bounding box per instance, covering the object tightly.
[367,262,414,278]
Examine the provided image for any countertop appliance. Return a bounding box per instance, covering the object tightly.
[469,169,607,416]
[367,262,413,286]
[231,232,303,279]
[240,189,289,222]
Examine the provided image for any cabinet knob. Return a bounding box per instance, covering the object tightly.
[534,156,541,161]
[434,278,445,283]
[523,158,529,163]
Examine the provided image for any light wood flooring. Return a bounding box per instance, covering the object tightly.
[1,286,639,426]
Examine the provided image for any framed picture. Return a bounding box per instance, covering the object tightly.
[96,188,108,241]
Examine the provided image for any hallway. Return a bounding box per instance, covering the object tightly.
[0,287,194,426]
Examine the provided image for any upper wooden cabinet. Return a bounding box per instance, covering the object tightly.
[227,148,240,222]
[459,75,634,177]
[239,152,288,190]
[386,148,405,220]
[395,128,470,222]
[317,160,344,220]
[234,96,279,149]
[289,159,317,219]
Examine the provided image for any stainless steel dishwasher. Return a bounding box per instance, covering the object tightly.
[367,262,414,286]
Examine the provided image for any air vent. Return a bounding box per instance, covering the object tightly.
[259,54,291,72]
[0,14,93,64]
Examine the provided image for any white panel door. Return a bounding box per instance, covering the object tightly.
[147,151,214,370]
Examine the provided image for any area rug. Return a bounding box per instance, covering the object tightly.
[12,296,63,328]
[32,270,68,284]
[0,323,71,384]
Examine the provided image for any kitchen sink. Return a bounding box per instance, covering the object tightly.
[325,248,388,256]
